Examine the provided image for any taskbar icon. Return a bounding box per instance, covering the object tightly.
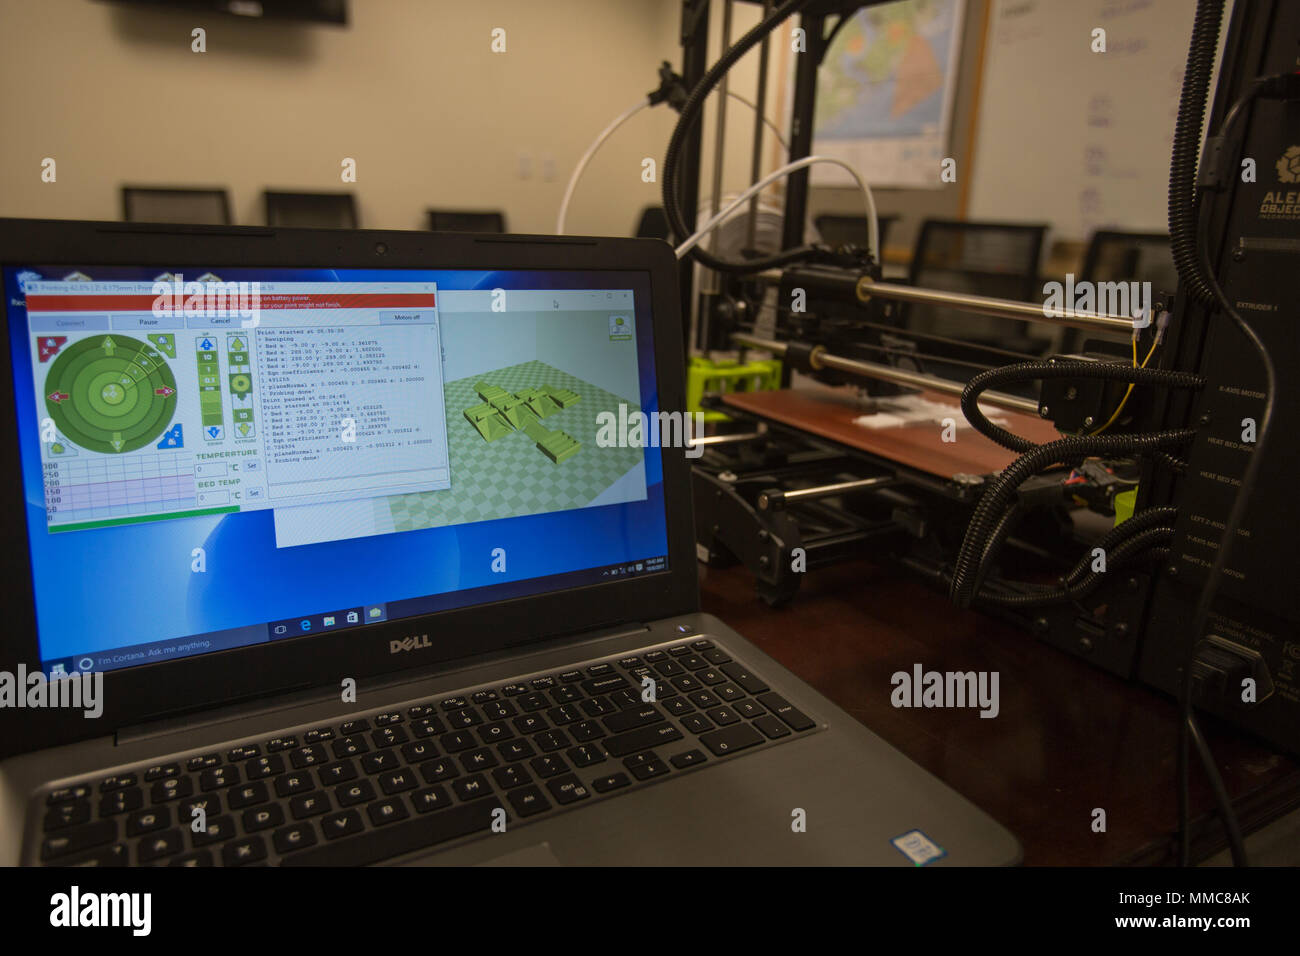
[268,603,387,640]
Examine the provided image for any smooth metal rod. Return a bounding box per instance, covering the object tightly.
[732,333,1041,415]
[707,1,732,246]
[745,0,773,250]
[856,277,1136,335]
[689,429,766,447]
[767,475,895,507]
[752,272,1137,334]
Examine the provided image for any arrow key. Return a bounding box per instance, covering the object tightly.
[628,757,669,781]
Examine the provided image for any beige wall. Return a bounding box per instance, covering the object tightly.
[0,0,690,238]
[0,0,1014,253]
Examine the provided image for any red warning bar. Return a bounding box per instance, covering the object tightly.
[25,292,437,312]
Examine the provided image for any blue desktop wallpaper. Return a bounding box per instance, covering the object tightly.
[5,265,669,667]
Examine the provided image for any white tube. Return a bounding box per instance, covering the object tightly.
[675,154,879,262]
[556,97,651,236]
[555,93,788,236]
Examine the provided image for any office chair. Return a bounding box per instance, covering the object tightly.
[427,210,506,233]
[901,219,1049,386]
[813,212,896,256]
[264,191,358,229]
[1064,230,1176,352]
[634,206,670,241]
[121,187,231,225]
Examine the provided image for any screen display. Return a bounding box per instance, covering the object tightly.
[3,265,669,676]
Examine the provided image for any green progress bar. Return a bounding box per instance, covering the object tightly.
[50,505,238,533]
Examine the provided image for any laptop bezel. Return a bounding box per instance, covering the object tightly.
[0,218,698,758]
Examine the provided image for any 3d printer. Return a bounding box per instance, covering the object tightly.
[645,0,1297,865]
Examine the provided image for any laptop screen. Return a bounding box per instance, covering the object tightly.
[3,265,669,677]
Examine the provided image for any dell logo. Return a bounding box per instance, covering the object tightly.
[390,635,431,654]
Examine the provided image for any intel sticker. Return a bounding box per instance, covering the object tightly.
[891,829,946,866]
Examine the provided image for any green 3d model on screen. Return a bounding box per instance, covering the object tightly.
[463,379,582,463]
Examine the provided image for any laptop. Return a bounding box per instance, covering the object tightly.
[0,219,1020,866]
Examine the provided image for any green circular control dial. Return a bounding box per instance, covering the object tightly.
[44,335,178,454]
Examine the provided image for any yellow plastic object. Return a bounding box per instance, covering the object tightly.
[686,356,782,422]
[1114,488,1136,526]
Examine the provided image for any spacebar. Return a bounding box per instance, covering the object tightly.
[281,800,501,866]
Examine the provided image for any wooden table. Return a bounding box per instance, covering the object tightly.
[699,556,1300,866]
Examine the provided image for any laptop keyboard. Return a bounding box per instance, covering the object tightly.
[30,639,819,866]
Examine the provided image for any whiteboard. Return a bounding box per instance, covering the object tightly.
[967,0,1226,241]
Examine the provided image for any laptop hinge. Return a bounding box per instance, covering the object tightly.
[115,621,652,747]
[114,681,336,747]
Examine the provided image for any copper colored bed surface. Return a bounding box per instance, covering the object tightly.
[721,386,1063,478]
